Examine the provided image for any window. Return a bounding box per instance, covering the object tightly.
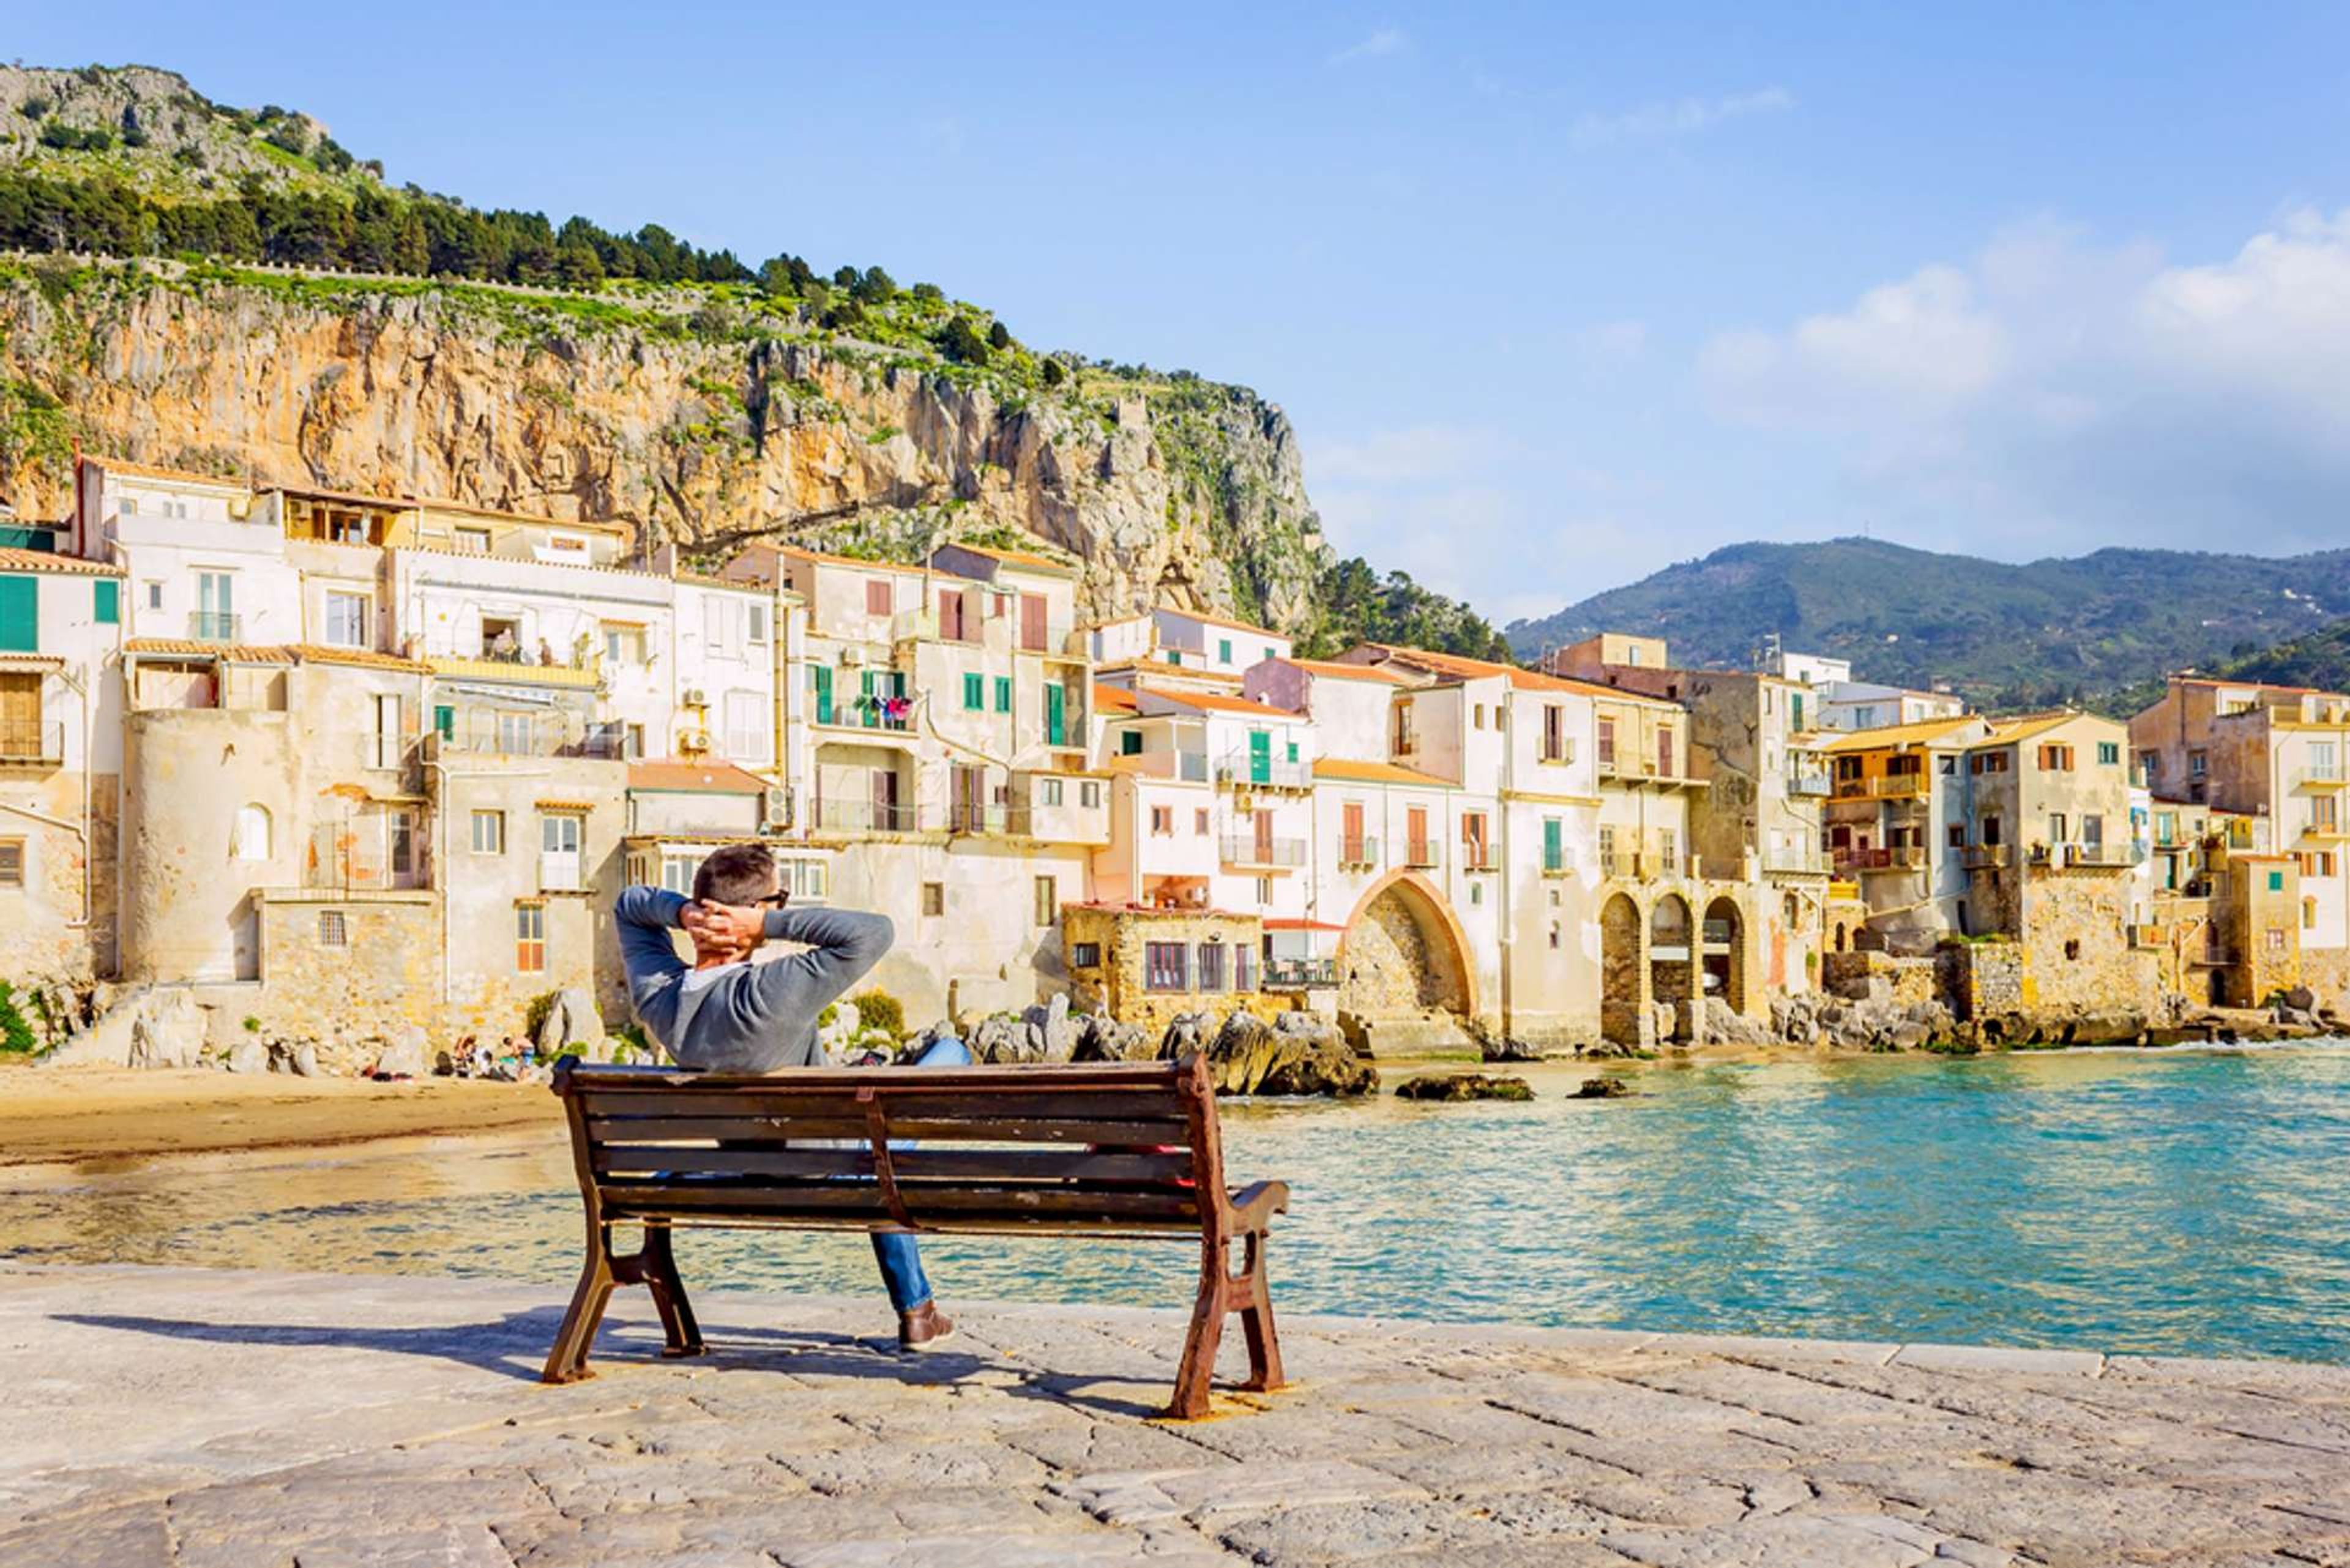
[145,581,164,612]
[2097,742,2120,766]
[1196,942,1226,993]
[866,578,894,617]
[1072,942,1102,968]
[2305,898,2319,930]
[1543,817,1564,873]
[1145,942,1188,992]
[1235,944,1256,991]
[1080,781,1101,808]
[1194,808,1210,835]
[94,580,118,625]
[2082,814,2105,849]
[724,691,764,761]
[545,532,589,558]
[747,604,769,644]
[963,673,985,711]
[471,810,505,854]
[0,838,21,889]
[496,711,534,754]
[1939,755,1958,775]
[2270,870,2287,893]
[454,526,491,554]
[231,804,272,861]
[1033,875,1057,926]
[1255,875,1274,903]
[1469,882,1482,905]
[1548,922,1561,950]
[2190,750,2208,778]
[1541,704,1568,763]
[1151,805,1173,835]
[119,496,139,517]
[922,882,945,917]
[602,624,646,665]
[2049,813,2068,845]
[515,903,545,973]
[1462,811,1490,869]
[1473,704,1485,730]
[784,858,829,902]
[994,676,1012,713]
[1598,823,1616,872]
[1947,823,1966,849]
[371,693,403,769]
[1218,637,1233,664]
[319,910,347,946]
[1119,730,1143,756]
[1660,827,1679,876]
[191,571,235,641]
[1597,719,1616,766]
[2039,744,2075,771]
[324,591,370,649]
[1040,777,1064,807]
[657,853,701,895]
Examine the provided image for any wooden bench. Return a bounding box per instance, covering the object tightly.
[543,1052,1290,1418]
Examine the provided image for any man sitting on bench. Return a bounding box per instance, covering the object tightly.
[614,843,961,1351]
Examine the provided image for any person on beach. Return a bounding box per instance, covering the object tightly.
[613,843,960,1351]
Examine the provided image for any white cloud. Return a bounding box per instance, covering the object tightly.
[1698,209,2350,556]
[1569,87,1794,150]
[1328,27,1408,65]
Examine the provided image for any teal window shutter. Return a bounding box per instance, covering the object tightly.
[93,579,119,625]
[2270,870,2286,892]
[1286,740,1299,763]
[1542,818,1562,872]
[1218,638,1232,663]
[994,676,1012,712]
[963,673,984,710]
[434,704,455,741]
[0,576,35,653]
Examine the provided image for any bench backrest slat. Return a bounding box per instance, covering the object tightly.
[597,1181,1201,1223]
[592,1144,1196,1185]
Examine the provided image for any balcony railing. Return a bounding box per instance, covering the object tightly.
[1461,847,1499,872]
[428,719,625,761]
[1338,836,1379,870]
[1220,833,1307,867]
[948,802,1035,836]
[0,722,63,764]
[1215,750,1313,790]
[1963,843,2011,869]
[1837,845,1927,873]
[1125,750,1210,783]
[819,693,917,733]
[188,610,242,643]
[810,797,928,834]
[1403,840,1440,870]
[2294,767,2349,790]
[1263,957,1338,990]
[1599,755,1698,785]
[1786,765,1833,797]
[1832,773,1931,801]
[1761,845,1831,875]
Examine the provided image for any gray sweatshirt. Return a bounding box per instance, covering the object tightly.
[613,886,893,1072]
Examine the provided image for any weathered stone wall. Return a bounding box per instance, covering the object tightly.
[249,891,446,1059]
[1063,905,1274,1040]
[2020,872,2157,1014]
[1339,883,1465,1018]
[2303,947,2350,1012]
[1939,941,2025,1021]
[1824,950,1937,1011]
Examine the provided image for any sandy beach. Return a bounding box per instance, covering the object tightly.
[0,1064,564,1169]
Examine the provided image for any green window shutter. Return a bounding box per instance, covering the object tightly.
[812,665,834,725]
[1121,730,1143,756]
[1218,638,1232,663]
[2270,870,2285,892]
[1791,694,1805,731]
[434,704,455,741]
[1542,818,1562,872]
[963,673,984,711]
[93,579,119,625]
[994,676,1012,712]
[1286,740,1299,763]
[0,576,35,654]
[1045,683,1065,745]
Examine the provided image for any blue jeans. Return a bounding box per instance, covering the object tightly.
[871,1035,969,1312]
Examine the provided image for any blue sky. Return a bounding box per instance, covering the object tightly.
[18,5,2350,624]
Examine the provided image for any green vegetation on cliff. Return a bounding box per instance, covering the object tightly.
[1300,558,1512,662]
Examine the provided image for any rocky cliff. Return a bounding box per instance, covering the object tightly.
[0,258,1330,629]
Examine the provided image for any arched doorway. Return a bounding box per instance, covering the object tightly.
[1703,895,1745,1018]
[1338,873,1472,1024]
[1650,894,1695,1043]
[1600,892,1643,1047]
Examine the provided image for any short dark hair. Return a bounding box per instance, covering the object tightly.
[693,843,778,905]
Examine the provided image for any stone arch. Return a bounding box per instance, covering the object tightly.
[1704,894,1746,1018]
[1337,870,1477,1024]
[1600,892,1644,1047]
[1651,894,1695,1044]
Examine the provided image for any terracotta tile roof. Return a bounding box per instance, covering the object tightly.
[1278,657,1411,685]
[392,544,668,583]
[772,545,931,576]
[408,498,632,536]
[1135,685,1299,720]
[1095,659,1246,686]
[0,547,121,577]
[2171,674,2324,694]
[1092,684,1140,712]
[286,644,430,673]
[629,759,771,794]
[1264,917,1345,932]
[1977,711,2115,749]
[268,480,419,509]
[1820,716,1982,753]
[673,571,766,592]
[84,454,252,490]
[125,638,295,663]
[1344,642,1628,701]
[1313,757,1453,788]
[1155,605,1288,638]
[935,541,1079,576]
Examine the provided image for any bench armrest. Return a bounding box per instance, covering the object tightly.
[1224,1180,1289,1231]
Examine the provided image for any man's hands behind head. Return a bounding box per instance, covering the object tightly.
[682,898,769,957]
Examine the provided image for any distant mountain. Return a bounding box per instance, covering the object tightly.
[2208,618,2350,694]
[1504,538,2350,711]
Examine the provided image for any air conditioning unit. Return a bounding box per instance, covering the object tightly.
[764,788,793,830]
[681,687,708,709]
[679,728,711,755]
[840,647,866,666]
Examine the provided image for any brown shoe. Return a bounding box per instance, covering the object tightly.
[897,1301,955,1352]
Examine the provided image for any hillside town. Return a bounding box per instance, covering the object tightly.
[2,454,2344,1069]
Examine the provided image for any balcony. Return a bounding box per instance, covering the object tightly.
[1832,772,1931,801]
[1761,845,1831,875]
[1215,750,1313,790]
[2301,820,2349,845]
[1338,836,1380,871]
[1220,832,1307,868]
[1263,957,1338,991]
[188,610,242,643]
[1461,848,1500,873]
[810,797,930,834]
[817,693,918,734]
[947,802,1035,836]
[890,607,939,644]
[2294,767,2349,790]
[1124,750,1211,783]
[539,850,586,894]
[427,719,625,761]
[0,721,63,767]
[1403,840,1441,871]
[1837,845,1927,873]
[1598,755,1703,786]
[1963,843,2011,870]
[1786,764,1832,797]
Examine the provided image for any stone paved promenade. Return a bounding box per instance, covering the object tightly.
[3,1266,2349,1566]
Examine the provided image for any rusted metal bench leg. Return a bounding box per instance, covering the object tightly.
[1167,1242,1229,1420]
[641,1222,706,1359]
[542,1224,618,1384]
[1236,1229,1285,1394]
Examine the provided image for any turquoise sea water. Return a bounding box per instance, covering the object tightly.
[6,1047,2349,1361]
